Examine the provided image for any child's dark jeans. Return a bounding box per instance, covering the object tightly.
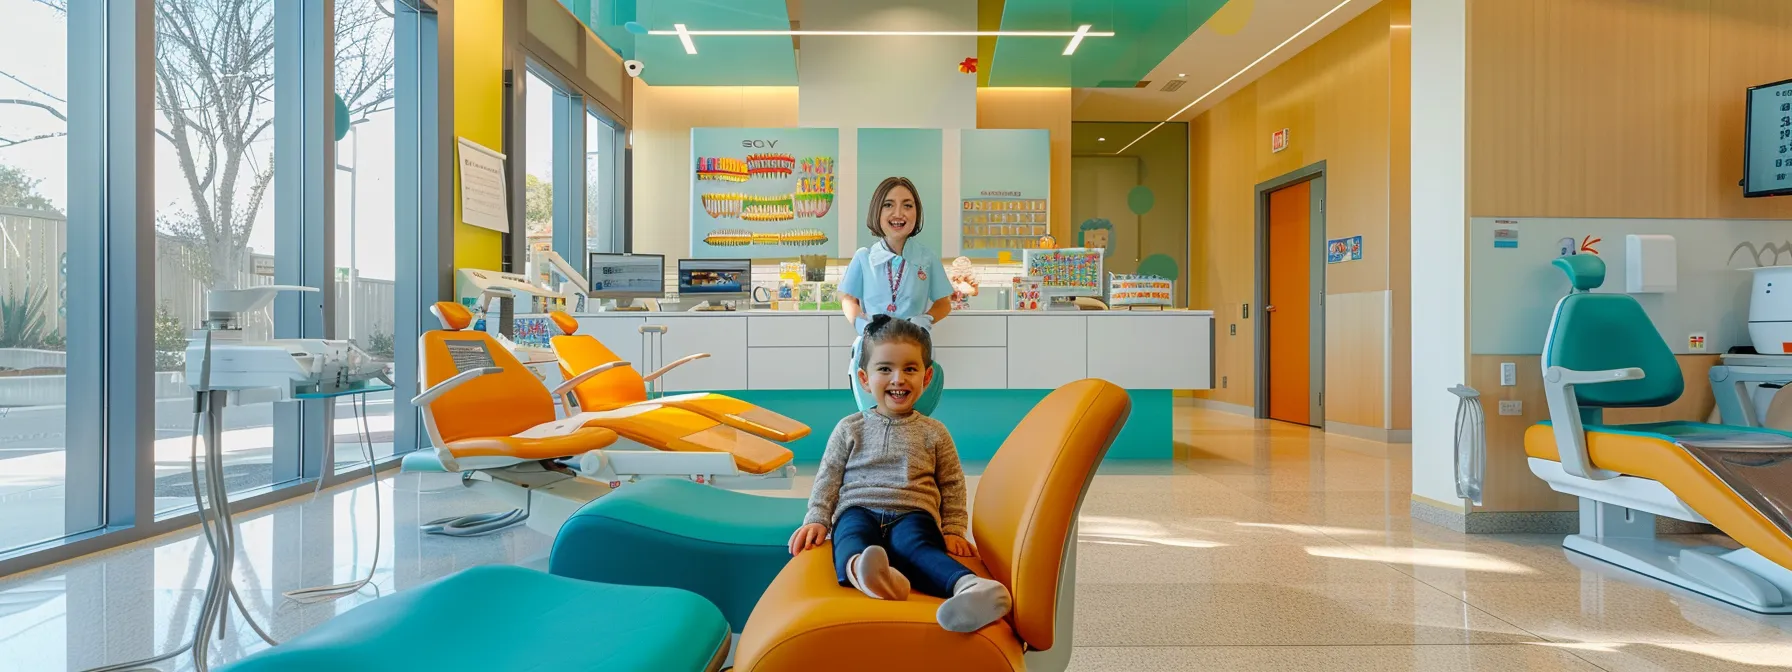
[831,506,972,598]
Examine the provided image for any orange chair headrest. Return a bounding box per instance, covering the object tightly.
[549,311,579,335]
[432,302,474,331]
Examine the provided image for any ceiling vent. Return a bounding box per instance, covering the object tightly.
[1160,79,1186,92]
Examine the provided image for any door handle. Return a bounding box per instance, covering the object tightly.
[1264,305,1278,313]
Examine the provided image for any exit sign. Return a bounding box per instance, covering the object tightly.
[1271,128,1290,153]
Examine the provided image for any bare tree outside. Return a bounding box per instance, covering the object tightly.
[0,0,397,290]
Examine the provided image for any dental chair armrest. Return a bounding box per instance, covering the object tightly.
[1544,367,1644,386]
[643,353,710,382]
[1542,366,1638,481]
[411,367,503,407]
[1707,365,1792,426]
[552,360,633,397]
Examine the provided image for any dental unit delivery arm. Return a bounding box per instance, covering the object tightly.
[643,353,711,382]
[1543,365,1644,480]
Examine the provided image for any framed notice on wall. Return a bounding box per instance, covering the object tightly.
[457,137,510,232]
[960,129,1051,258]
[690,127,840,258]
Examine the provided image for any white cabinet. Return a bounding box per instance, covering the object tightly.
[1087,315,1212,389]
[829,317,858,347]
[932,315,1006,348]
[750,316,831,347]
[829,346,853,390]
[653,315,747,391]
[934,347,1007,389]
[1006,315,1087,389]
[748,347,831,390]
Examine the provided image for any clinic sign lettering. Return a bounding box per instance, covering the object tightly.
[741,140,781,148]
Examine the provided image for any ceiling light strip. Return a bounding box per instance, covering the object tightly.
[674,23,697,54]
[1114,0,1354,154]
[645,29,1115,37]
[1063,24,1092,55]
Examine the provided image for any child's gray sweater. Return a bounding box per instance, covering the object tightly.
[804,409,968,537]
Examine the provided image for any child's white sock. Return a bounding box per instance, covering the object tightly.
[847,546,911,600]
[937,574,1011,632]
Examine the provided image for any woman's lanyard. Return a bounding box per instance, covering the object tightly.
[884,257,907,314]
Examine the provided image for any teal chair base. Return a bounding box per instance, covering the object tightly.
[220,565,728,672]
[549,477,808,632]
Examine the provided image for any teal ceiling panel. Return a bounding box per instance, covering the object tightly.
[580,0,798,86]
[989,0,1227,87]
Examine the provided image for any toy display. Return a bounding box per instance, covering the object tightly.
[948,256,980,310]
[1023,248,1104,297]
[1109,274,1174,309]
[1012,276,1044,311]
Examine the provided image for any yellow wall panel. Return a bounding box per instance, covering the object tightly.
[453,0,506,272]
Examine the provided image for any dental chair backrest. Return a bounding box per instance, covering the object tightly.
[1544,254,1683,408]
[971,379,1130,652]
[546,311,650,409]
[422,302,557,442]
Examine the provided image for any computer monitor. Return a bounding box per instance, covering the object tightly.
[588,253,665,299]
[677,258,751,301]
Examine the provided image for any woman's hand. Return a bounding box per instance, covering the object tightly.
[789,523,830,556]
[944,534,975,557]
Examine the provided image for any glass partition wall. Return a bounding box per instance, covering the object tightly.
[0,0,448,573]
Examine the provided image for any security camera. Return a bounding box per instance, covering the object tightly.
[624,60,644,78]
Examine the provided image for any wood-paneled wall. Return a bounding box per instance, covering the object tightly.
[1467,354,1718,512]
[1468,0,1792,220]
[977,88,1074,243]
[1189,0,1411,430]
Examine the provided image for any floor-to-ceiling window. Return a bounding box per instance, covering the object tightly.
[0,0,87,553]
[525,69,558,258]
[585,108,623,255]
[333,0,399,470]
[150,0,285,512]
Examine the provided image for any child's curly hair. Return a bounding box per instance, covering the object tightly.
[857,314,933,371]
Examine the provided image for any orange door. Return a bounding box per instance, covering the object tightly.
[1267,181,1311,426]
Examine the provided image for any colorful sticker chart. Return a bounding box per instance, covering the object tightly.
[961,196,1050,253]
[1012,276,1044,311]
[1109,274,1174,308]
[1023,248,1104,297]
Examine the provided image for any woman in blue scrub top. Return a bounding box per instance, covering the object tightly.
[840,176,953,415]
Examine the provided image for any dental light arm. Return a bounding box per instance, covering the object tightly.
[644,353,710,382]
[533,249,590,307]
[553,360,633,416]
[1543,365,1644,480]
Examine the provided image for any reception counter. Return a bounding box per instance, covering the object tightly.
[510,309,1214,462]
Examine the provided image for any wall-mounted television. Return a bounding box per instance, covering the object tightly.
[1743,78,1792,198]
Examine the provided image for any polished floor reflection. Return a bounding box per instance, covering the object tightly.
[2,405,1790,671]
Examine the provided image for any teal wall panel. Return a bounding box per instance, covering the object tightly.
[855,128,945,253]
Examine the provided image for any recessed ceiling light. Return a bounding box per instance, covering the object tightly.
[1178,73,1186,78]
[1098,137,1106,142]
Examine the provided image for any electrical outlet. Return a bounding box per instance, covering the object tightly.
[1500,362,1517,386]
[1230,324,1237,336]
[1498,400,1522,416]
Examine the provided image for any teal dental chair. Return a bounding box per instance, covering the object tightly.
[1525,254,1792,613]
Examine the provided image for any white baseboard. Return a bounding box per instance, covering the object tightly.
[1185,398,1255,417]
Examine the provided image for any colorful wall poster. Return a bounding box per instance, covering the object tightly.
[691,127,840,258]
[856,128,944,254]
[1326,235,1364,264]
[1023,248,1104,297]
[960,129,1051,258]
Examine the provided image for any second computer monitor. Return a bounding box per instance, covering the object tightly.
[588,252,665,299]
[678,258,751,300]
